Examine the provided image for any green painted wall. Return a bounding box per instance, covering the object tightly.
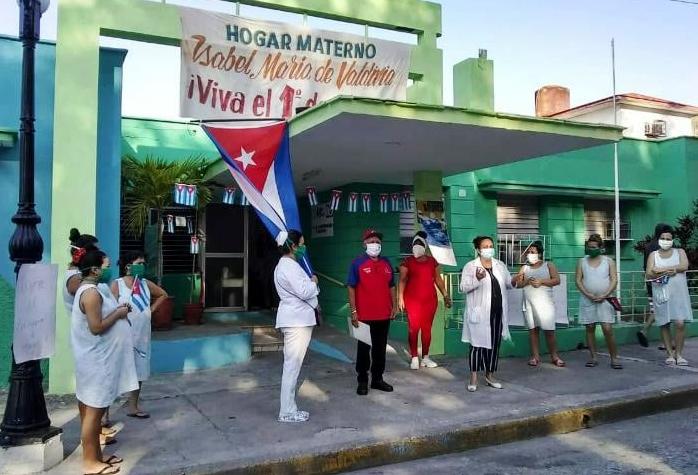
[122,118,220,162]
[0,277,13,389]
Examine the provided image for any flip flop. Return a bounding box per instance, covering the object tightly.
[84,464,120,475]
[101,427,116,437]
[104,455,123,465]
[551,358,566,367]
[611,361,623,370]
[527,357,540,367]
[585,360,598,367]
[100,436,117,446]
[126,411,150,419]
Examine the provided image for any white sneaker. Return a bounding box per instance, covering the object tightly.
[676,356,689,366]
[665,356,677,366]
[410,357,420,370]
[278,410,309,423]
[421,356,438,368]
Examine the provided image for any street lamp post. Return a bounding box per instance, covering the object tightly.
[0,0,61,447]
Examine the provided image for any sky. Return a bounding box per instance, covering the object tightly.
[1,0,697,119]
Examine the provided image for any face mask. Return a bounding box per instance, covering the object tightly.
[129,263,145,278]
[658,239,673,250]
[412,245,426,258]
[527,253,540,265]
[293,244,307,259]
[586,247,602,258]
[98,267,112,283]
[366,243,382,257]
[479,248,495,260]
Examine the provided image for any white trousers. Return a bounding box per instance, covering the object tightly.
[279,326,313,416]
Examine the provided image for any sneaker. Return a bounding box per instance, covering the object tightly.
[410,357,420,370]
[278,410,309,423]
[370,380,394,392]
[676,356,689,366]
[421,356,438,368]
[636,331,649,348]
[665,356,677,366]
[357,382,368,396]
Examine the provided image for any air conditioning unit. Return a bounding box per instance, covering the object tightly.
[644,120,667,138]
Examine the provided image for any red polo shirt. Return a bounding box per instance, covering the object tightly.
[347,255,395,321]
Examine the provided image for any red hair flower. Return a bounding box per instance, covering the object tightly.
[71,247,87,265]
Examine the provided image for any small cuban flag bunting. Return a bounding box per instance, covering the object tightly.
[348,192,358,212]
[186,185,197,206]
[187,217,194,234]
[379,194,389,213]
[306,187,318,207]
[130,276,150,313]
[240,193,249,206]
[173,183,197,207]
[330,190,342,211]
[223,186,236,205]
[190,235,200,254]
[165,215,175,234]
[361,193,371,213]
[402,191,412,211]
[391,193,400,212]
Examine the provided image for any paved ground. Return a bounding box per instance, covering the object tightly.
[4,329,697,474]
[349,407,698,474]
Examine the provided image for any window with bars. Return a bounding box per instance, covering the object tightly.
[496,196,546,267]
[584,200,630,241]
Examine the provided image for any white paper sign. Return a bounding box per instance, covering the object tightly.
[311,202,334,238]
[13,264,58,364]
[179,7,411,119]
[347,318,372,346]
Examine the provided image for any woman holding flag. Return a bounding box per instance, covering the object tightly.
[111,251,168,419]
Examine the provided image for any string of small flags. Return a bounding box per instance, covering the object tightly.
[173,183,197,206]
[307,189,412,213]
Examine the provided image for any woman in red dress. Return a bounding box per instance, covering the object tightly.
[398,232,452,369]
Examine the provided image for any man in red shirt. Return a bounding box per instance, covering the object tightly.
[347,229,397,395]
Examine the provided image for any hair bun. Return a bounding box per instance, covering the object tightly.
[69,228,81,243]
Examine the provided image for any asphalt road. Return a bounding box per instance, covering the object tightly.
[348,407,698,475]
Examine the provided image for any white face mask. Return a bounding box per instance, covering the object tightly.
[527,253,540,265]
[658,239,673,250]
[412,245,426,258]
[479,248,495,260]
[366,243,382,257]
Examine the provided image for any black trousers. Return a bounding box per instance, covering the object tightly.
[356,319,391,383]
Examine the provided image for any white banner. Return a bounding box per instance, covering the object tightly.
[13,264,58,364]
[179,7,411,119]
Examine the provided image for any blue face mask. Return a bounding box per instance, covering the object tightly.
[479,248,495,260]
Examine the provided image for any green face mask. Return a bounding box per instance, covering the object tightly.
[130,263,145,278]
[98,267,112,283]
[293,244,307,259]
[586,247,603,258]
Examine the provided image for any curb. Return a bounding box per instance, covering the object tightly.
[184,384,698,475]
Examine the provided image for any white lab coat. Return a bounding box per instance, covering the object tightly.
[460,258,513,349]
[273,256,319,329]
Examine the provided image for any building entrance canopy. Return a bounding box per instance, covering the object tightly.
[207,96,623,190]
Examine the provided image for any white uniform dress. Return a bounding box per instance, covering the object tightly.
[71,283,139,408]
[578,256,616,324]
[651,250,693,326]
[522,262,556,331]
[116,277,152,381]
[63,268,81,313]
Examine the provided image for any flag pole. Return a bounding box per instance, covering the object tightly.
[611,38,622,310]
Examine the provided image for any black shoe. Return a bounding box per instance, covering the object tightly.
[357,382,368,396]
[637,331,649,348]
[370,380,393,392]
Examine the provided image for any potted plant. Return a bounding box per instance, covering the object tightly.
[121,155,213,329]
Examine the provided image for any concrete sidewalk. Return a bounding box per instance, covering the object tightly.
[28,329,698,474]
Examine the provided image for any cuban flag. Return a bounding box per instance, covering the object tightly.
[379,194,389,213]
[348,192,358,212]
[391,193,400,212]
[130,276,150,313]
[202,121,313,276]
[362,193,371,213]
[306,187,318,207]
[190,235,200,254]
[223,186,236,205]
[174,183,187,205]
[402,191,412,211]
[330,190,342,211]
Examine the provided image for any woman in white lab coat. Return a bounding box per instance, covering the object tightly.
[460,236,513,392]
[273,230,319,422]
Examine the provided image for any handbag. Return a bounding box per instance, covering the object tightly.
[605,296,623,312]
[274,275,322,326]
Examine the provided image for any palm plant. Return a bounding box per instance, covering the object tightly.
[121,155,214,284]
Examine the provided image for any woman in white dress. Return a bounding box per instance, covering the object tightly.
[646,229,693,366]
[575,234,622,369]
[513,241,565,367]
[111,251,168,419]
[461,236,513,392]
[273,230,319,422]
[72,249,138,474]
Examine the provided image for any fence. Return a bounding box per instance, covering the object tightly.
[438,270,698,330]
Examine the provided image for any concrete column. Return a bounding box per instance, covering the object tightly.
[413,171,445,355]
[453,50,494,112]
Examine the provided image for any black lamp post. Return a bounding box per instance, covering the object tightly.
[0,0,61,446]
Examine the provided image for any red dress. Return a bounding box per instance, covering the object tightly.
[402,256,439,357]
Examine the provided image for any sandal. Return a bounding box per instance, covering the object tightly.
[100,435,117,446]
[585,360,599,367]
[103,455,123,465]
[101,427,116,437]
[665,356,677,365]
[126,411,150,419]
[551,357,566,368]
[527,357,540,367]
[84,464,120,475]
[610,361,623,370]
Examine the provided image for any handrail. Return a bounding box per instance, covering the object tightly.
[316,271,346,288]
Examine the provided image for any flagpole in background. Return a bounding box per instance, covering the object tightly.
[611,38,622,304]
